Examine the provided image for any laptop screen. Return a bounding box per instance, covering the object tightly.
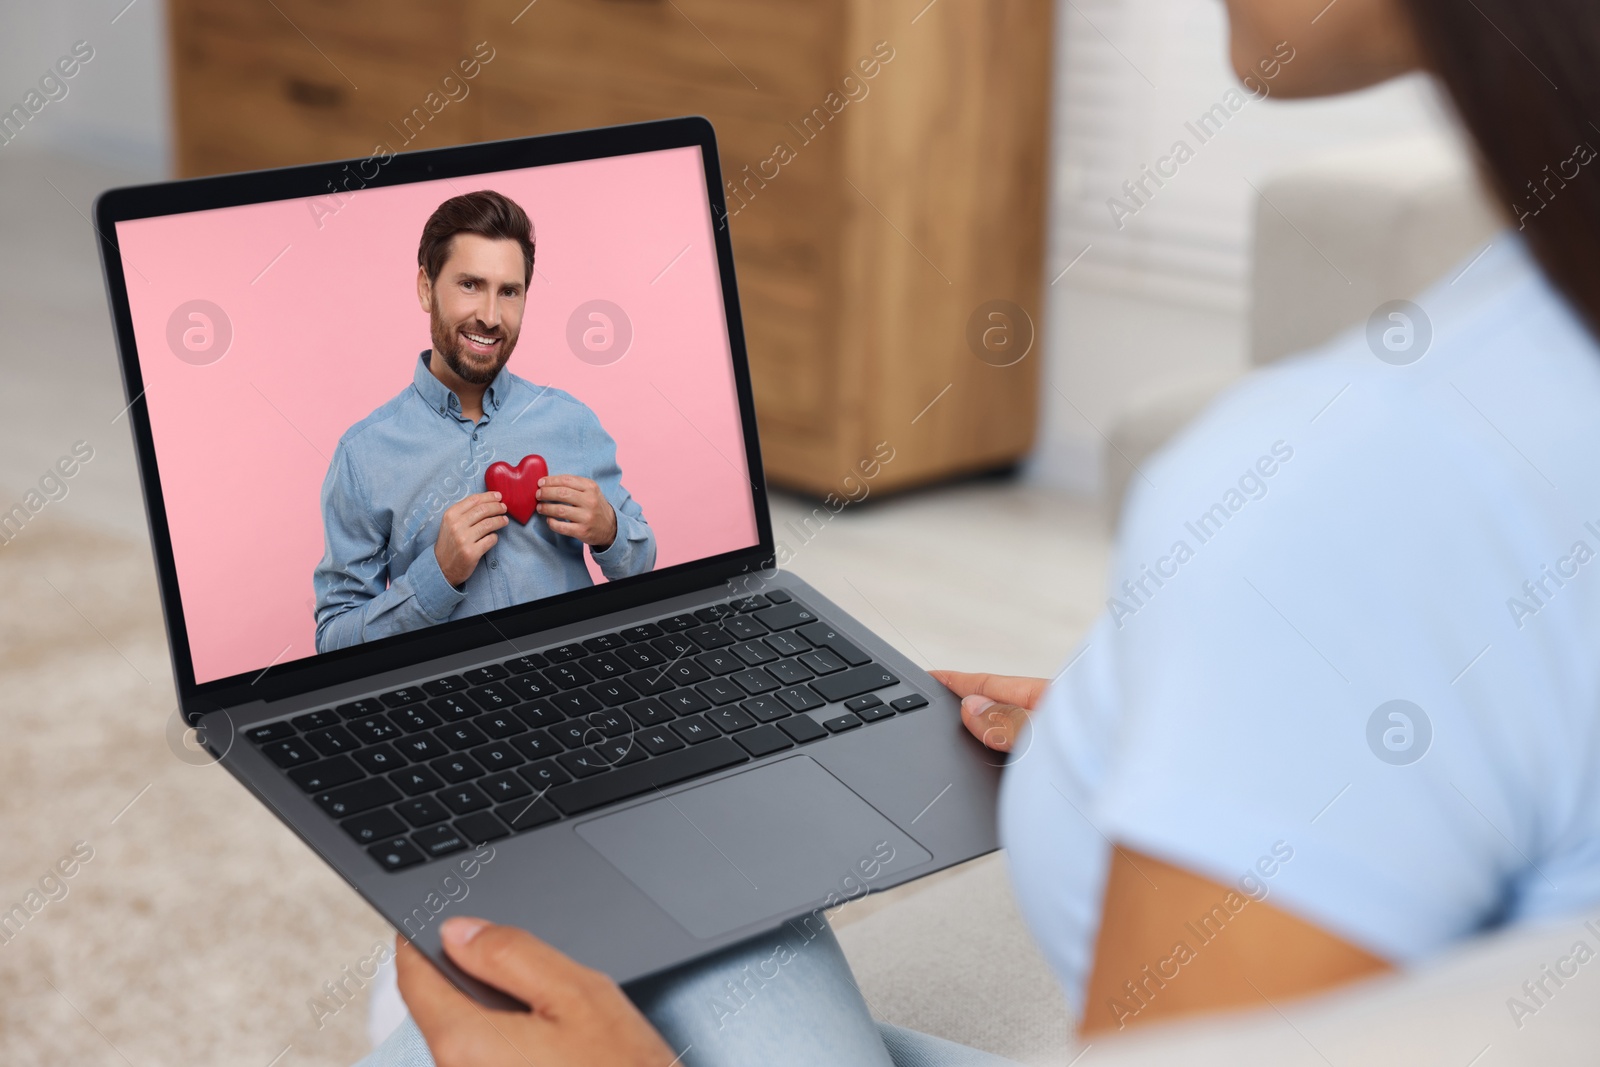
[112,144,759,686]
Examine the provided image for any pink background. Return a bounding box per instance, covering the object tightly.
[116,147,757,684]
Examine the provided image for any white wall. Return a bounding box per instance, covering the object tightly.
[0,0,170,173]
[1029,0,1466,495]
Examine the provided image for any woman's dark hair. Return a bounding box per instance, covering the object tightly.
[418,189,535,286]
[1400,0,1600,332]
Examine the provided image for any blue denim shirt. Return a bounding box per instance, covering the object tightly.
[313,353,655,652]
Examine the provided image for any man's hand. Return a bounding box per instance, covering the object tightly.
[435,492,509,587]
[397,917,678,1067]
[537,475,618,549]
[930,670,1049,752]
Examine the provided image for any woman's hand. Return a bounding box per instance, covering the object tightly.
[930,670,1049,752]
[397,917,678,1067]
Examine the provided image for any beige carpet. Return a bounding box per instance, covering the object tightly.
[0,516,388,1066]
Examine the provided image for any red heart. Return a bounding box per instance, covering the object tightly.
[484,454,548,524]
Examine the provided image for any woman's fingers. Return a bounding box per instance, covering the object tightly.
[438,917,598,1016]
[961,696,1031,752]
[930,669,1049,709]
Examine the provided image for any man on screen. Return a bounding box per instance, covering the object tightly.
[313,190,655,652]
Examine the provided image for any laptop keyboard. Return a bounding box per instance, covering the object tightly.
[244,591,930,872]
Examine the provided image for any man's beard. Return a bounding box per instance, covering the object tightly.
[430,300,517,385]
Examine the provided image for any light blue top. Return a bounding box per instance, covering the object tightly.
[313,353,655,652]
[1003,234,1600,1015]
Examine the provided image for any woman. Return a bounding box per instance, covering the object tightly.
[361,0,1600,1061]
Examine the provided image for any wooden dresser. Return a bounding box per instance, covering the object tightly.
[169,0,1052,497]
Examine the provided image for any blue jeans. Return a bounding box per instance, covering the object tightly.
[358,918,1018,1067]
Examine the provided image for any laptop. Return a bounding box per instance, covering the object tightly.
[94,116,1000,1008]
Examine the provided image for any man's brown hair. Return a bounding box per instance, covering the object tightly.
[417,189,535,286]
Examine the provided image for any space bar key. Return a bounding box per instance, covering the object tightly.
[547,739,749,815]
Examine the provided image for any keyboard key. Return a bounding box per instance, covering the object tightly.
[463,664,509,685]
[845,694,884,712]
[637,727,686,756]
[723,615,768,640]
[315,778,401,818]
[730,640,779,666]
[662,661,712,686]
[592,738,648,767]
[513,700,564,731]
[664,689,713,716]
[429,754,486,783]
[421,675,467,696]
[548,738,748,815]
[823,713,863,733]
[797,649,848,676]
[506,673,558,702]
[671,715,719,745]
[696,649,744,675]
[390,766,445,796]
[768,660,815,685]
[438,784,491,815]
[581,652,629,679]
[589,678,638,707]
[583,633,627,652]
[891,694,930,712]
[778,716,828,744]
[731,668,780,694]
[765,589,793,603]
[550,721,597,750]
[796,622,872,666]
[812,666,898,704]
[731,594,771,612]
[616,644,667,670]
[342,807,405,844]
[470,741,524,772]
[477,711,527,739]
[620,622,665,642]
[708,706,757,734]
[246,720,297,744]
[740,696,791,723]
[454,812,511,844]
[545,643,587,662]
[353,744,408,775]
[624,698,674,728]
[585,711,632,738]
[658,613,698,632]
[694,604,736,623]
[427,694,480,721]
[735,724,795,758]
[652,634,699,658]
[687,625,735,650]
[380,686,428,708]
[626,669,675,696]
[263,739,316,768]
[520,759,572,789]
[396,796,451,827]
[389,705,444,733]
[510,729,563,761]
[289,755,362,792]
[368,837,425,872]
[291,709,340,732]
[468,682,517,711]
[436,722,489,751]
[347,716,401,745]
[336,698,385,720]
[696,678,745,705]
[306,726,359,756]
[857,703,896,723]
[396,734,449,761]
[776,686,825,713]
[764,632,810,658]
[502,652,550,674]
[548,663,597,691]
[754,602,818,631]
[479,772,532,802]
[556,749,611,778]
[413,824,469,858]
[496,797,562,831]
[550,690,604,717]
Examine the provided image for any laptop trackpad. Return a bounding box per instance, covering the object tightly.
[576,756,932,939]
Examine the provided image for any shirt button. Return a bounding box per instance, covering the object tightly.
[489,557,498,569]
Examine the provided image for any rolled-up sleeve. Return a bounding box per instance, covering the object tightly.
[583,411,656,581]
